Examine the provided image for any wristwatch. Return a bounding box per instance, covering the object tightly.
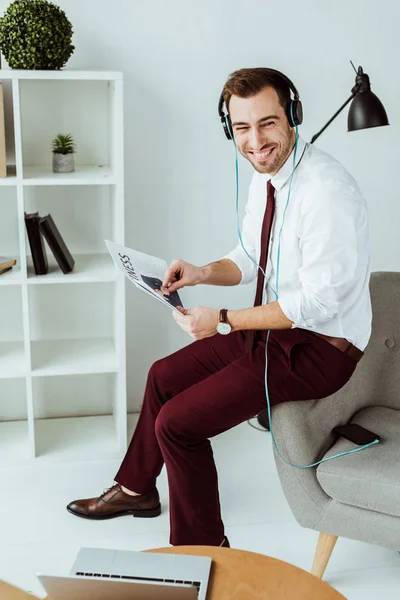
[216,308,232,335]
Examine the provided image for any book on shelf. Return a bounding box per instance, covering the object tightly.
[0,83,6,178]
[39,213,75,274]
[0,266,13,276]
[24,212,48,275]
[0,257,16,270]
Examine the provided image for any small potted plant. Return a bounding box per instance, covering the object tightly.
[52,133,76,173]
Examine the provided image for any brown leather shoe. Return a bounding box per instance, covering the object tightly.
[66,483,161,520]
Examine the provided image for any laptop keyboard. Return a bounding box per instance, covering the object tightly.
[75,571,201,594]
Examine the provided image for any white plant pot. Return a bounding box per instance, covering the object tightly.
[52,152,75,173]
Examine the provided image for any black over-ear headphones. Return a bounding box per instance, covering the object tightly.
[218,68,303,141]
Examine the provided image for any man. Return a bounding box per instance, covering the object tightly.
[67,68,372,548]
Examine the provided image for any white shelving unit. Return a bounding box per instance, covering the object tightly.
[0,70,127,464]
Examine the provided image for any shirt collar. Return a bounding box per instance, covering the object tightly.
[269,135,306,192]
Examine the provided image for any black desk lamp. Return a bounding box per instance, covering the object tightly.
[256,62,389,433]
[310,61,389,144]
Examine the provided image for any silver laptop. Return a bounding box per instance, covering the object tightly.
[37,546,212,600]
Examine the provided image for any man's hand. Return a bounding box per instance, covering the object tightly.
[162,259,204,293]
[173,306,219,340]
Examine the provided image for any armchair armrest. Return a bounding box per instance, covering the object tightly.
[271,373,375,529]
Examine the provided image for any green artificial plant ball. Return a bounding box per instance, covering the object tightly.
[0,0,75,70]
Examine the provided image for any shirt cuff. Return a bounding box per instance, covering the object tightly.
[278,292,319,330]
[221,248,257,285]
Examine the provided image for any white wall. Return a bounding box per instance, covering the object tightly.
[1,0,398,411]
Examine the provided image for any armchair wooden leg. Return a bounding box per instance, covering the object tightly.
[311,532,338,579]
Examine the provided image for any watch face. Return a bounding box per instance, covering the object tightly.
[217,322,231,335]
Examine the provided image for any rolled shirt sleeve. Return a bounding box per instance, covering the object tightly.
[278,182,366,329]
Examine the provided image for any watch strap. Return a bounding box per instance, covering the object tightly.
[219,308,228,324]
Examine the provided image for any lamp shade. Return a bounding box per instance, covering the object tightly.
[310,64,389,145]
[348,69,389,132]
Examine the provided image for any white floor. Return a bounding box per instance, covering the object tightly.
[1,417,399,599]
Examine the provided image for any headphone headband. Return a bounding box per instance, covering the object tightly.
[218,68,303,140]
[261,68,299,100]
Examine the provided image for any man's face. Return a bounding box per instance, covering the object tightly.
[229,86,296,175]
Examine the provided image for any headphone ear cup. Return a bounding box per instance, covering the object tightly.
[222,114,233,140]
[287,99,303,127]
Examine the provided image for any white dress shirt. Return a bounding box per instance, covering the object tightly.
[222,135,372,351]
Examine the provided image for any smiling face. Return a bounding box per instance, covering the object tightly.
[229,86,296,175]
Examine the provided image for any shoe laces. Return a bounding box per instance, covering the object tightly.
[100,483,120,500]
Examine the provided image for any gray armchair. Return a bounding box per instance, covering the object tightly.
[271,271,400,578]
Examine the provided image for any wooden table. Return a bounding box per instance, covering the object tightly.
[147,546,346,599]
[1,546,346,600]
[0,581,38,600]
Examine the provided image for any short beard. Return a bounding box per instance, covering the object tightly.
[243,124,295,175]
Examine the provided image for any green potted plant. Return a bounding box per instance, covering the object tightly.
[52,133,76,173]
[0,0,74,70]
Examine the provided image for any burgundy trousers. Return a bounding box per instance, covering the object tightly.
[115,327,357,546]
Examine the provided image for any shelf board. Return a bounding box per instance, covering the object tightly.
[27,253,117,284]
[34,415,120,461]
[30,337,118,377]
[0,264,22,286]
[0,69,123,80]
[0,342,27,378]
[0,420,30,464]
[22,165,115,185]
[0,165,18,185]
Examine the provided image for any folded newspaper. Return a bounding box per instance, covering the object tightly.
[105,240,184,311]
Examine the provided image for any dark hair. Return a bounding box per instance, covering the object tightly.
[222,67,292,115]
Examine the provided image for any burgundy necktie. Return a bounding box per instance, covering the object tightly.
[246,180,276,350]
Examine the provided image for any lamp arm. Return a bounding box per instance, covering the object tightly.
[310,91,357,144]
